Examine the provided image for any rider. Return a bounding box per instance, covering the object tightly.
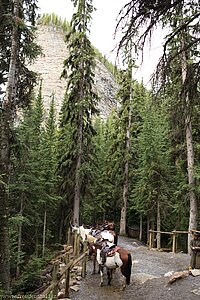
[190,229,200,269]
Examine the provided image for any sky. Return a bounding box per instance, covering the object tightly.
[37,0,164,87]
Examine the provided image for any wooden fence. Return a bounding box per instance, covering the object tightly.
[35,229,88,300]
[148,229,189,253]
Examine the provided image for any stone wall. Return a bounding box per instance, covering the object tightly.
[30,25,118,119]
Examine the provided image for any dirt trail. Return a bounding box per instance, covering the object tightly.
[70,236,200,300]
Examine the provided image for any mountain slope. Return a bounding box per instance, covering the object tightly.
[30,24,119,119]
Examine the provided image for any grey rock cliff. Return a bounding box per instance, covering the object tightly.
[30,25,118,119]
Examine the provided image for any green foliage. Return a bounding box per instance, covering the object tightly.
[1,2,200,290]
[12,255,47,294]
[94,47,121,80]
[37,13,70,33]
[58,0,99,228]
[0,0,41,106]
[10,86,60,270]
[130,99,176,229]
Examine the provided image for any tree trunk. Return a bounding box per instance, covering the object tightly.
[120,66,132,235]
[35,226,39,257]
[16,196,24,278]
[139,214,143,241]
[186,116,197,253]
[147,215,150,245]
[58,217,64,244]
[0,0,19,292]
[42,203,47,257]
[157,198,161,249]
[73,111,83,226]
[102,210,106,222]
[119,125,129,235]
[180,36,197,253]
[151,218,155,248]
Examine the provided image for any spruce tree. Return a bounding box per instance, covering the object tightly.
[116,0,200,251]
[58,0,98,228]
[133,103,171,247]
[0,0,40,292]
[117,68,133,235]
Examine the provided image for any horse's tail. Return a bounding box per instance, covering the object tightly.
[114,233,118,245]
[125,253,132,285]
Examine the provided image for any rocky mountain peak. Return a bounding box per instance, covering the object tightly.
[30,24,119,119]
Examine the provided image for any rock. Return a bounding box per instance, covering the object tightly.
[76,276,82,281]
[164,271,174,277]
[69,279,77,286]
[132,259,139,264]
[132,273,159,284]
[58,291,65,299]
[189,269,200,276]
[30,24,118,121]
[70,285,79,292]
[168,270,189,284]
[191,288,200,296]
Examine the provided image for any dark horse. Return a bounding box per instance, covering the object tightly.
[96,241,132,290]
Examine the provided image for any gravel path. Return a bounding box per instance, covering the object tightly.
[70,236,200,300]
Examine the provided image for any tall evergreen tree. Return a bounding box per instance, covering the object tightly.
[0,0,40,292]
[132,103,171,247]
[117,0,200,250]
[117,67,133,235]
[58,0,98,228]
[40,94,60,255]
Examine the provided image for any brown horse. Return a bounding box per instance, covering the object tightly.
[96,241,132,290]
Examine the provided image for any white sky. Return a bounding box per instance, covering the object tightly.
[37,0,164,87]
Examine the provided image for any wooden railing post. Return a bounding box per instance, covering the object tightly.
[64,252,70,298]
[149,230,153,249]
[52,261,59,298]
[67,227,71,245]
[77,234,80,256]
[82,241,88,278]
[172,231,176,253]
[74,230,78,256]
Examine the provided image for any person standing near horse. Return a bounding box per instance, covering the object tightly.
[190,229,200,269]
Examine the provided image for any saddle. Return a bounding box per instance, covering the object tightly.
[106,246,121,257]
[100,244,121,264]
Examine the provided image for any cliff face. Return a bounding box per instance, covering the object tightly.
[30,25,118,119]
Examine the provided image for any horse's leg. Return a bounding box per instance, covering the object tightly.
[119,267,127,290]
[99,265,104,286]
[107,268,112,285]
[98,262,100,273]
[92,253,96,274]
[121,275,126,291]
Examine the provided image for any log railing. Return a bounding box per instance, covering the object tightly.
[149,229,189,253]
[36,229,88,300]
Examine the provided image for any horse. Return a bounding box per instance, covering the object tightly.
[88,227,117,274]
[71,224,119,274]
[101,221,118,245]
[71,224,92,242]
[96,241,132,290]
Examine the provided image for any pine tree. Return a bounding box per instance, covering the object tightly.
[116,67,133,235]
[0,0,40,292]
[40,94,60,255]
[116,0,200,251]
[10,85,45,268]
[58,0,98,228]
